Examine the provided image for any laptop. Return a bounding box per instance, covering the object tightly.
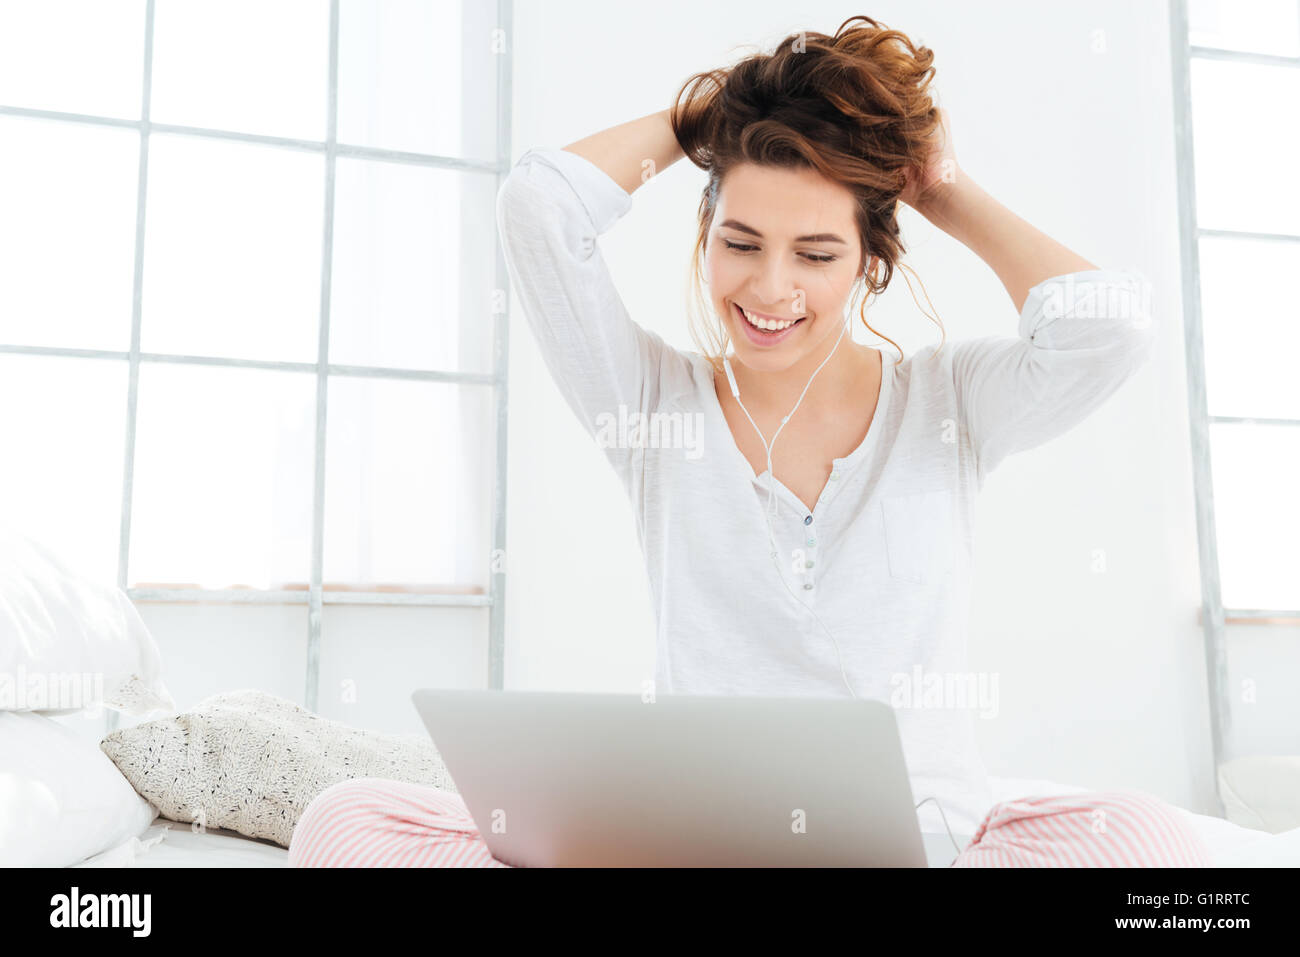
[412,688,958,867]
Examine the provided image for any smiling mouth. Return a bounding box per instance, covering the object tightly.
[732,301,807,333]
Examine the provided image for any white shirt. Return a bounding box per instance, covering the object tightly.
[496,145,1156,834]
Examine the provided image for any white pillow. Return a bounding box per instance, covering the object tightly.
[0,522,172,715]
[0,710,158,866]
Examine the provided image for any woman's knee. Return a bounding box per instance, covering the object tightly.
[951,789,1212,868]
[290,777,410,866]
[288,777,469,867]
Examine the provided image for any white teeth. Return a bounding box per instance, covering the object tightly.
[739,305,802,332]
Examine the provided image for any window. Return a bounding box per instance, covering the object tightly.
[1171,0,1300,797]
[0,0,513,710]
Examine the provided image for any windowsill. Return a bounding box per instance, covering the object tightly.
[132,582,485,593]
[127,582,489,603]
[1198,607,1300,627]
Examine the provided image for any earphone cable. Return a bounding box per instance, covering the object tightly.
[726,309,961,856]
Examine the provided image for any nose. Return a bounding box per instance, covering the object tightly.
[748,254,797,312]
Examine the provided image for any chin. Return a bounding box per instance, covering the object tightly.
[732,346,800,374]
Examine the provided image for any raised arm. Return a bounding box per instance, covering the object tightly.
[902,109,1156,482]
[562,107,686,196]
[496,108,692,490]
[903,108,1098,313]
[946,270,1155,483]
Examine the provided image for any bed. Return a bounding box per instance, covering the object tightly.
[69,774,1300,868]
[10,518,1296,869]
[74,820,290,868]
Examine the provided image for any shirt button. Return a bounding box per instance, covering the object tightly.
[805,560,814,569]
[806,538,816,547]
[803,583,813,590]
[804,515,813,525]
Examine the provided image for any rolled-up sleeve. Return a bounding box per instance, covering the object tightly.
[949,269,1156,482]
[496,146,675,479]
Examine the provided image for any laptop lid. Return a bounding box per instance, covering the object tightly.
[412,689,927,867]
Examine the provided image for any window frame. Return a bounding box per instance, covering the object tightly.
[0,0,515,714]
[1170,0,1300,817]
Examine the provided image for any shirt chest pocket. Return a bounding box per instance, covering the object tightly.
[880,490,955,585]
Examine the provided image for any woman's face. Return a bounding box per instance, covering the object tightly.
[705,161,869,374]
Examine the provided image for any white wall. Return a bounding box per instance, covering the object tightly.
[499,0,1231,816]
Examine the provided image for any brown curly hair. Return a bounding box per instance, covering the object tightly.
[669,14,947,373]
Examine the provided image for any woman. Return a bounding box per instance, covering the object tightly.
[289,15,1205,867]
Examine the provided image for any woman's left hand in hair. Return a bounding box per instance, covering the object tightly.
[898,106,960,210]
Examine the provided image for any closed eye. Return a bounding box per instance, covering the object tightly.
[721,238,837,264]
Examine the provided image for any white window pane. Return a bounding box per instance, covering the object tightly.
[1199,235,1300,420]
[140,133,323,363]
[0,354,125,585]
[1191,58,1300,236]
[129,363,315,589]
[324,377,492,589]
[337,0,499,163]
[150,0,328,141]
[1210,423,1300,609]
[0,115,138,351]
[0,0,146,120]
[329,158,494,373]
[1189,0,1300,57]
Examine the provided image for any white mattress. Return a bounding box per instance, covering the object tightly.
[71,775,1300,868]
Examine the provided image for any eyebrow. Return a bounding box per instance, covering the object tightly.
[717,218,848,245]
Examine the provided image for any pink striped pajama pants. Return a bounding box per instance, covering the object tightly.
[287,778,1211,867]
[289,779,511,867]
